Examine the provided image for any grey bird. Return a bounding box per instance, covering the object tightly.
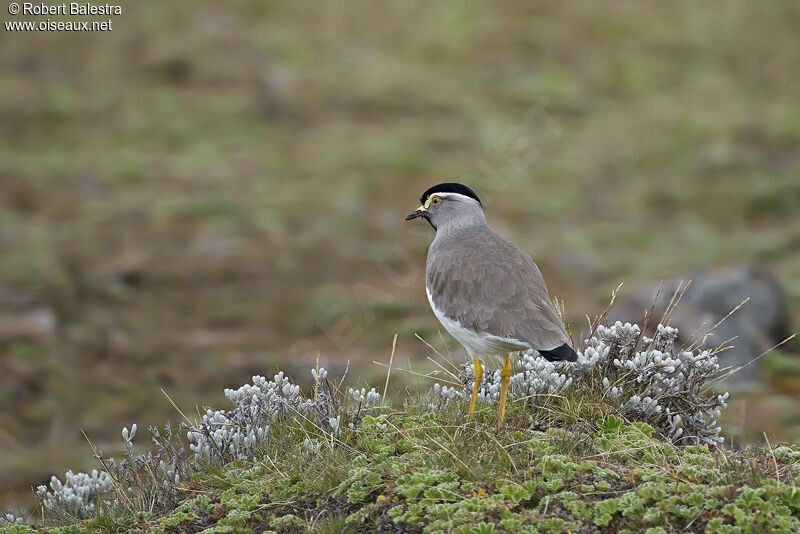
[405,182,577,426]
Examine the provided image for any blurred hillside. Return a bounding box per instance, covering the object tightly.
[1,0,799,512]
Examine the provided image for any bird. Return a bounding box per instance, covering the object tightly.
[405,182,577,427]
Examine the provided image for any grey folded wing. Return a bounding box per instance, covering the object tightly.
[427,232,574,359]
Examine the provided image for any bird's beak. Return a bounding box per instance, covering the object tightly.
[405,205,428,221]
[405,198,432,221]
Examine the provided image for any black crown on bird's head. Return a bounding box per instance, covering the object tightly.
[420,183,482,207]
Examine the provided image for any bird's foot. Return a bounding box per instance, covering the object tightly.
[468,358,482,422]
[497,354,512,429]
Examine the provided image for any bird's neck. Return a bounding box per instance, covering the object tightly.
[434,212,489,238]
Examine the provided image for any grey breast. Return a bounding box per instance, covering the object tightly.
[426,226,570,352]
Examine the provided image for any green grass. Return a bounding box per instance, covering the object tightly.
[16,400,800,533]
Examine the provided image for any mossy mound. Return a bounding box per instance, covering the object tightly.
[10,322,799,533]
[11,406,800,534]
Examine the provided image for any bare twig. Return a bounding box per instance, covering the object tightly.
[161,388,194,427]
[711,334,795,383]
[416,332,461,375]
[686,298,749,353]
[371,361,461,386]
[582,282,623,352]
[383,334,398,403]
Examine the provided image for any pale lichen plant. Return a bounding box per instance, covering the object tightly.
[35,470,113,521]
[0,512,26,527]
[437,322,728,445]
[186,368,380,465]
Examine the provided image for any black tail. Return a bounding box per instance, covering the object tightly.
[538,343,578,362]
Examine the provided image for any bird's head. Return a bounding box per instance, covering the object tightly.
[405,182,485,231]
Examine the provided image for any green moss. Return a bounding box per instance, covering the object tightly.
[18,401,800,533]
[159,510,198,530]
[1,526,38,534]
[211,413,798,531]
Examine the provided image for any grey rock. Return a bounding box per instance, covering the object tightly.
[611,266,793,383]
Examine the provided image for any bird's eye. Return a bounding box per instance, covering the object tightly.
[431,196,442,207]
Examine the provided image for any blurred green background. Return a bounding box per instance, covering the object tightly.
[2,0,799,512]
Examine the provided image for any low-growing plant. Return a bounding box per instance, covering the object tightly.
[441,322,729,445]
[0,513,26,528]
[13,322,800,533]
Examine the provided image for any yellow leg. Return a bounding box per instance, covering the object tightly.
[498,354,512,429]
[468,358,483,422]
